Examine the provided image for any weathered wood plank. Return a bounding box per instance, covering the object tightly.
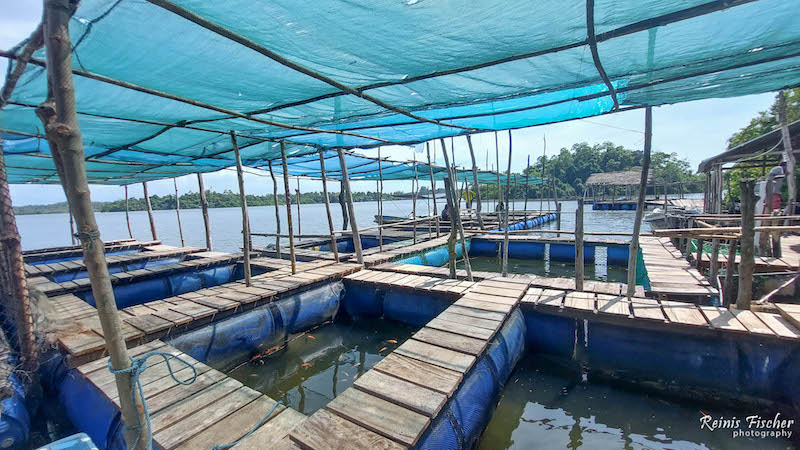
[754,312,800,339]
[289,409,404,450]
[629,299,668,322]
[412,328,486,355]
[699,306,748,332]
[595,294,631,317]
[660,301,709,327]
[231,408,307,450]
[394,340,475,373]
[729,309,776,336]
[354,369,447,417]
[427,317,496,340]
[445,305,506,322]
[453,298,513,314]
[372,353,461,397]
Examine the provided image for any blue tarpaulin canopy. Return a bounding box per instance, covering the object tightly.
[2,0,800,184]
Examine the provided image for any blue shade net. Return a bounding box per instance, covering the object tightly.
[2,0,799,184]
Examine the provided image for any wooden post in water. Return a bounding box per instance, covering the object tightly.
[124,185,133,239]
[737,179,756,310]
[338,149,364,265]
[378,147,384,250]
[495,131,502,210]
[695,239,704,268]
[709,165,722,287]
[173,178,185,246]
[197,173,212,250]
[575,201,585,291]
[723,238,739,305]
[230,132,251,286]
[295,177,301,237]
[556,202,562,234]
[412,154,418,244]
[442,176,458,278]
[280,142,297,273]
[426,143,440,237]
[268,161,281,258]
[142,181,157,240]
[523,155,531,214]
[467,135,484,229]
[626,107,653,299]
[502,131,513,277]
[338,188,348,230]
[36,1,147,445]
[318,150,339,262]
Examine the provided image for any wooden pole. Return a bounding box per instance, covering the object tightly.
[495,131,502,208]
[439,139,473,281]
[267,161,281,258]
[466,135,484,229]
[524,155,531,213]
[230,132,251,287]
[173,178,185,246]
[723,238,738,305]
[295,177,301,237]
[197,173,212,251]
[709,165,722,287]
[69,212,76,245]
[280,142,297,273]
[575,200,585,291]
[338,149,364,265]
[412,154,418,244]
[378,147,384,251]
[318,150,340,262]
[626,106,653,298]
[36,1,147,445]
[778,90,797,216]
[124,185,133,239]
[142,181,157,240]
[502,131,513,277]
[338,189,348,230]
[426,143,440,237]
[737,179,756,310]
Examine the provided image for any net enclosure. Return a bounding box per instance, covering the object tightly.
[2,0,800,185]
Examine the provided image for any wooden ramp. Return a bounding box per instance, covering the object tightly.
[639,236,718,299]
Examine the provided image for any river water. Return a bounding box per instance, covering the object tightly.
[16,197,652,252]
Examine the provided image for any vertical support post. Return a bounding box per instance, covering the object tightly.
[737,179,756,310]
[124,185,133,239]
[173,178,185,247]
[268,161,281,258]
[502,131,513,277]
[295,177,301,237]
[723,238,738,305]
[378,147,384,250]
[338,149,363,265]
[710,165,722,287]
[426,143,440,237]
[142,181,157,240]
[440,139,473,281]
[0,146,37,371]
[495,131,502,210]
[626,107,653,298]
[523,155,531,213]
[230,132,251,287]
[69,212,76,245]
[556,202,562,233]
[338,189,348,230]
[280,142,297,273]
[695,239,704,269]
[779,90,797,216]
[575,200,585,291]
[466,135,484,229]
[318,150,339,262]
[197,173,212,251]
[36,1,147,445]
[412,154,418,244]
[685,218,695,260]
[442,176,458,278]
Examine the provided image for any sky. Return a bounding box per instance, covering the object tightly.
[2,0,776,206]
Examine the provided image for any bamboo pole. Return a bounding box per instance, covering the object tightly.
[197,173,212,250]
[466,135,484,229]
[267,161,282,258]
[575,200,585,291]
[412,154,418,244]
[318,150,340,262]
[737,179,756,310]
[338,149,364,265]
[426,143,440,237]
[626,106,653,299]
[378,147,384,250]
[502,131,513,277]
[778,90,796,217]
[295,177,301,237]
[0,146,37,372]
[523,155,531,213]
[495,132,502,208]
[142,181,157,240]
[231,132,251,286]
[173,178,185,246]
[124,185,133,238]
[36,1,147,446]
[280,142,297,273]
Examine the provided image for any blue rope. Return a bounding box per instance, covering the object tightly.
[211,400,283,450]
[108,351,198,450]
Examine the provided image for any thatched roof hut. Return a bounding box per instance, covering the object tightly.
[585,170,651,186]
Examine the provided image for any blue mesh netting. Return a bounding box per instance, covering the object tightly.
[3,0,800,184]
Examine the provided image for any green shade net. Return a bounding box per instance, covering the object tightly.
[2,0,800,184]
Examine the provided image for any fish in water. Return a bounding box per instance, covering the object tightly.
[301,362,312,368]
[379,346,387,353]
[386,339,397,344]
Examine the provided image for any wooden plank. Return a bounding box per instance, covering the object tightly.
[427,317,496,340]
[436,310,501,331]
[412,328,487,355]
[660,301,709,327]
[536,290,565,309]
[453,297,513,314]
[151,378,243,435]
[139,369,227,413]
[154,386,261,449]
[460,292,518,306]
[153,308,193,326]
[729,310,776,336]
[394,339,475,373]
[289,409,404,450]
[445,305,506,322]
[630,299,668,322]
[372,353,461,397]
[564,292,595,312]
[168,301,217,320]
[124,314,173,334]
[78,340,167,376]
[191,295,240,311]
[595,295,631,317]
[175,395,285,450]
[754,312,800,339]
[467,284,524,299]
[698,306,748,332]
[231,408,307,450]
[324,388,429,447]
[354,370,447,417]
[775,303,800,331]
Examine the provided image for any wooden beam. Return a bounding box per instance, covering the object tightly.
[318,150,340,262]
[338,149,364,265]
[738,179,756,310]
[267,161,281,258]
[37,0,147,446]
[280,142,297,273]
[426,143,440,237]
[378,147,385,250]
[627,106,652,298]
[231,132,251,287]
[412,154,418,244]
[439,139,474,281]
[143,181,157,240]
[295,177,301,237]
[197,173,212,250]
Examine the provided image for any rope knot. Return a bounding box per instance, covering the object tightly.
[73,230,100,249]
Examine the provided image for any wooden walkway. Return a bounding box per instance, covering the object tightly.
[23,239,161,263]
[639,236,718,299]
[49,259,360,366]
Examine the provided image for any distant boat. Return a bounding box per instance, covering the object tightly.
[645,207,667,231]
[374,214,408,224]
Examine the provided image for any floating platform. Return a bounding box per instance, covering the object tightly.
[639,236,718,299]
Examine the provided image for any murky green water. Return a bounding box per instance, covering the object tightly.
[479,355,794,450]
[226,317,415,415]
[460,256,628,283]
